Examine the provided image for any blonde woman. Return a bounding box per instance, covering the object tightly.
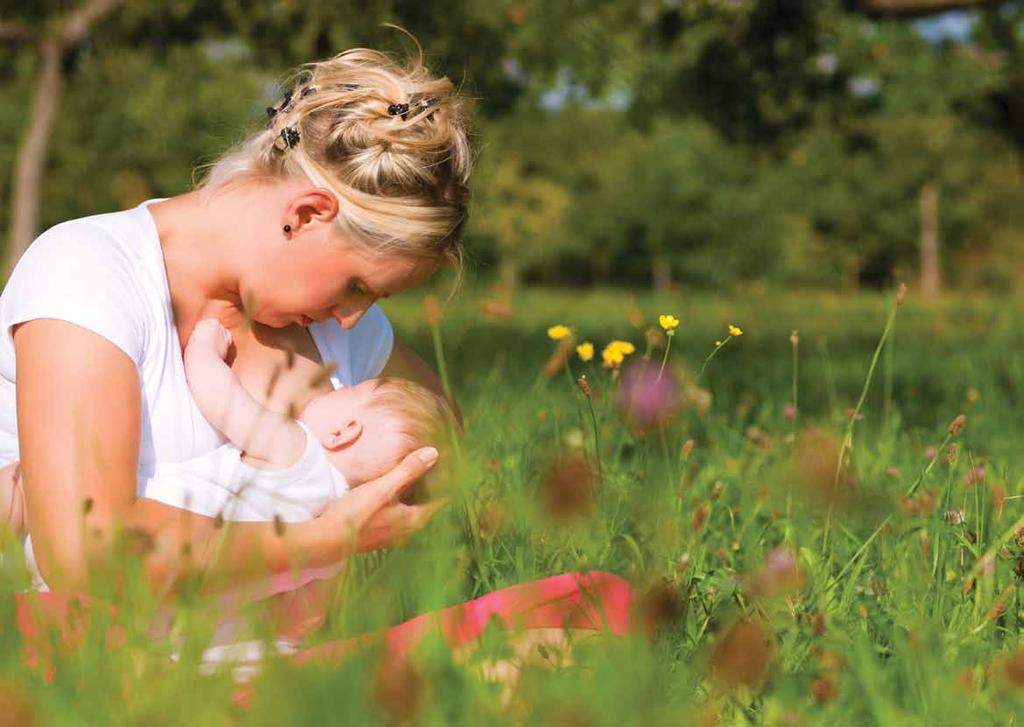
[3,43,634,678]
[0,46,469,594]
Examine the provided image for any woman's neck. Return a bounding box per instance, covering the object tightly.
[148,188,249,346]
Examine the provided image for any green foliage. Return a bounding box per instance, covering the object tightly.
[7,290,1024,723]
[1,1,1023,289]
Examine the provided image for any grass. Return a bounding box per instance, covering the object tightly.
[4,286,1024,724]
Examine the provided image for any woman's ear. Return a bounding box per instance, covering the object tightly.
[283,188,339,232]
[323,419,362,450]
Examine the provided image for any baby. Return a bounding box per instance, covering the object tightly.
[145,318,448,528]
[1,318,450,638]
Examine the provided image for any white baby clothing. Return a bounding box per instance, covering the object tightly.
[141,420,349,522]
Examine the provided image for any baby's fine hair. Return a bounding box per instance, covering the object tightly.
[367,377,453,451]
[202,38,473,271]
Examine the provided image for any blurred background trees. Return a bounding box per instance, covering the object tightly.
[1,0,1021,292]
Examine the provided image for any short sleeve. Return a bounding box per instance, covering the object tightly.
[0,222,145,367]
[310,303,394,386]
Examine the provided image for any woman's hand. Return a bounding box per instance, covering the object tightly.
[318,447,444,553]
[355,499,447,552]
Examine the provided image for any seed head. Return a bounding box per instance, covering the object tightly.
[577,375,592,398]
[692,501,710,532]
[896,282,907,306]
[1002,649,1024,688]
[640,579,685,638]
[789,330,799,347]
[423,294,442,327]
[949,414,966,436]
[710,619,774,689]
[541,455,596,520]
[811,675,839,703]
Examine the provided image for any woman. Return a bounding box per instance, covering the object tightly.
[0,46,467,593]
[3,43,633,677]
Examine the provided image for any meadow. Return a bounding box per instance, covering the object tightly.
[4,286,1024,725]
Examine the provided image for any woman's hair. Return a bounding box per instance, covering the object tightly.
[202,41,473,270]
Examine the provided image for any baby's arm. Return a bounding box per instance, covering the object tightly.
[184,319,305,467]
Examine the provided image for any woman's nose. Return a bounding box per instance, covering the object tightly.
[334,305,370,330]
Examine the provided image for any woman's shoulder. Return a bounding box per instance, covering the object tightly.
[0,203,165,365]
[21,204,157,272]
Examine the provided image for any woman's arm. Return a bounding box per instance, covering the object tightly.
[14,319,436,595]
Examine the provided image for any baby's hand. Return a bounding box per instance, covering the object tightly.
[187,318,232,361]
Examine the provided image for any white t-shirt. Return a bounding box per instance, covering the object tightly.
[0,199,394,479]
[142,420,349,522]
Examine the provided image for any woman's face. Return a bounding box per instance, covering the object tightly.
[244,228,437,330]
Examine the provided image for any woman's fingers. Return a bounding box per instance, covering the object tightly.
[355,497,449,551]
[323,447,439,538]
[365,447,439,504]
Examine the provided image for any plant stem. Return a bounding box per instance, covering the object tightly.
[696,336,731,382]
[822,294,902,554]
[657,332,674,380]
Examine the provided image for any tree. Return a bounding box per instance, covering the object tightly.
[1,0,123,274]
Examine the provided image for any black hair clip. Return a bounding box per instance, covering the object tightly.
[388,102,410,119]
[273,126,300,151]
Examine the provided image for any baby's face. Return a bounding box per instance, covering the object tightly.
[299,380,411,486]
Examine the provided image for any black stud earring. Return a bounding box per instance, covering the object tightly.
[283,224,292,234]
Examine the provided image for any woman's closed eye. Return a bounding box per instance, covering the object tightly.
[348,279,371,297]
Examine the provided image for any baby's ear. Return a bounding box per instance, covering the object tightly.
[322,419,362,450]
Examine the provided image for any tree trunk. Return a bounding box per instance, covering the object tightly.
[499,255,519,293]
[6,40,63,275]
[919,179,941,300]
[652,254,672,292]
[841,254,861,293]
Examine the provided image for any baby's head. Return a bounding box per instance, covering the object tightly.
[298,377,451,486]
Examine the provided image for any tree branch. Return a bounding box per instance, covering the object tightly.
[60,0,123,46]
[0,20,38,44]
[859,0,1010,18]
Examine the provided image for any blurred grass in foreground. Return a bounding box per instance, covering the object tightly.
[3,288,1024,725]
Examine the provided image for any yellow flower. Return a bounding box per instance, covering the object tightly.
[728,324,743,337]
[659,314,680,332]
[547,324,571,341]
[601,340,635,368]
[576,341,594,362]
[602,345,624,368]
